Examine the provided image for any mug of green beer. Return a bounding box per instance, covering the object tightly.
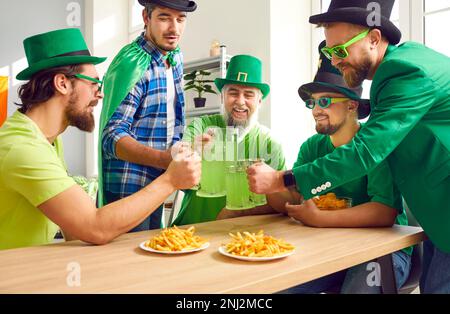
[196,128,226,198]
[247,159,267,206]
[225,162,254,210]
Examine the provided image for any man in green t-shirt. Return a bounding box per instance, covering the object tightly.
[276,41,411,294]
[0,28,200,251]
[172,55,286,226]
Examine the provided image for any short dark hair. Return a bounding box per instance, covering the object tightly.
[145,4,157,18]
[15,64,82,114]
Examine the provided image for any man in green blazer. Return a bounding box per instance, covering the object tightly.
[247,0,450,293]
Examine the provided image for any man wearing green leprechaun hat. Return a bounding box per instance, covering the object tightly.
[0,28,200,250]
[277,41,412,294]
[171,55,286,226]
[98,0,197,232]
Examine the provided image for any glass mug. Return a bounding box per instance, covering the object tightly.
[247,159,267,207]
[196,128,226,198]
[225,162,254,210]
[224,159,268,210]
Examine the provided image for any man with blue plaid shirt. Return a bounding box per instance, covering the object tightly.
[99,0,197,232]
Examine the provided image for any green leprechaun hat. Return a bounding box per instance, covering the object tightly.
[16,28,106,81]
[215,55,270,99]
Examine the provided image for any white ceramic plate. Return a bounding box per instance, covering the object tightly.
[218,246,294,262]
[139,241,210,255]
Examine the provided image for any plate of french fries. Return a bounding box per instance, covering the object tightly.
[140,226,209,254]
[219,230,295,261]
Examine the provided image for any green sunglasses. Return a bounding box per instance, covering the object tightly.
[305,97,350,109]
[72,74,104,92]
[321,29,370,60]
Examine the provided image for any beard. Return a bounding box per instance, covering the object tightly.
[223,106,259,134]
[315,117,345,136]
[336,52,371,88]
[66,92,96,132]
[148,30,179,52]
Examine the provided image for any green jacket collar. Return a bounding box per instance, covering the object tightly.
[384,44,397,59]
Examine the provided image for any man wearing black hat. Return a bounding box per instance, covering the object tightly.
[98,0,197,232]
[248,0,450,293]
[276,41,412,294]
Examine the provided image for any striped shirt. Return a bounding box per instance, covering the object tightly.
[101,33,185,198]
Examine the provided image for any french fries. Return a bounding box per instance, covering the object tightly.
[224,230,295,257]
[144,226,207,252]
[312,193,351,210]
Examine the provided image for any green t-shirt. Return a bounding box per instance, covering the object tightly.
[172,114,286,226]
[295,130,411,255]
[0,111,76,250]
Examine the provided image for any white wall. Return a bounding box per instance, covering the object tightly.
[270,0,316,168]
[0,0,87,176]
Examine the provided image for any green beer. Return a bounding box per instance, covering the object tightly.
[196,128,226,198]
[197,160,226,198]
[225,164,253,210]
[247,159,267,207]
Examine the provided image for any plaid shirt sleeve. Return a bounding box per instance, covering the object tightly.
[102,79,145,160]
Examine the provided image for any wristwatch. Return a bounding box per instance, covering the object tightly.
[282,170,297,189]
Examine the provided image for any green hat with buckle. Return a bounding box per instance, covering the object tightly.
[215,55,270,99]
[16,28,107,81]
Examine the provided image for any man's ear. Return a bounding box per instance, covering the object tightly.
[369,29,382,49]
[348,100,359,113]
[54,74,71,96]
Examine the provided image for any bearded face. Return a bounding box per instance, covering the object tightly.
[335,48,372,88]
[222,85,261,133]
[65,90,96,132]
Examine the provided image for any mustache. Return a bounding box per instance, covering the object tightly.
[89,100,98,107]
[163,33,180,37]
[336,63,352,72]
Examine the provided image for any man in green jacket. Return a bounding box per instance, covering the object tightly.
[279,40,411,294]
[172,55,286,226]
[247,0,450,293]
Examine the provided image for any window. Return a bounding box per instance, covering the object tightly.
[424,0,450,56]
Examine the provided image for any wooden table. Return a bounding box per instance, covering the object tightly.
[0,215,425,294]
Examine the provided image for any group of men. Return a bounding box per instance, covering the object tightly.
[0,0,449,294]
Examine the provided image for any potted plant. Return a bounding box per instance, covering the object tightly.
[183,70,217,108]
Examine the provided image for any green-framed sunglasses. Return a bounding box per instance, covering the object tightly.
[305,97,350,109]
[321,29,370,60]
[72,73,104,92]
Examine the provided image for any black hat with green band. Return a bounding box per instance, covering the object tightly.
[16,28,107,81]
[298,41,371,120]
[215,55,270,99]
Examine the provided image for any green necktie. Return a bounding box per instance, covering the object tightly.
[163,47,181,66]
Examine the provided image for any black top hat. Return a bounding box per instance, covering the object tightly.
[298,41,371,120]
[138,0,197,12]
[309,0,401,44]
